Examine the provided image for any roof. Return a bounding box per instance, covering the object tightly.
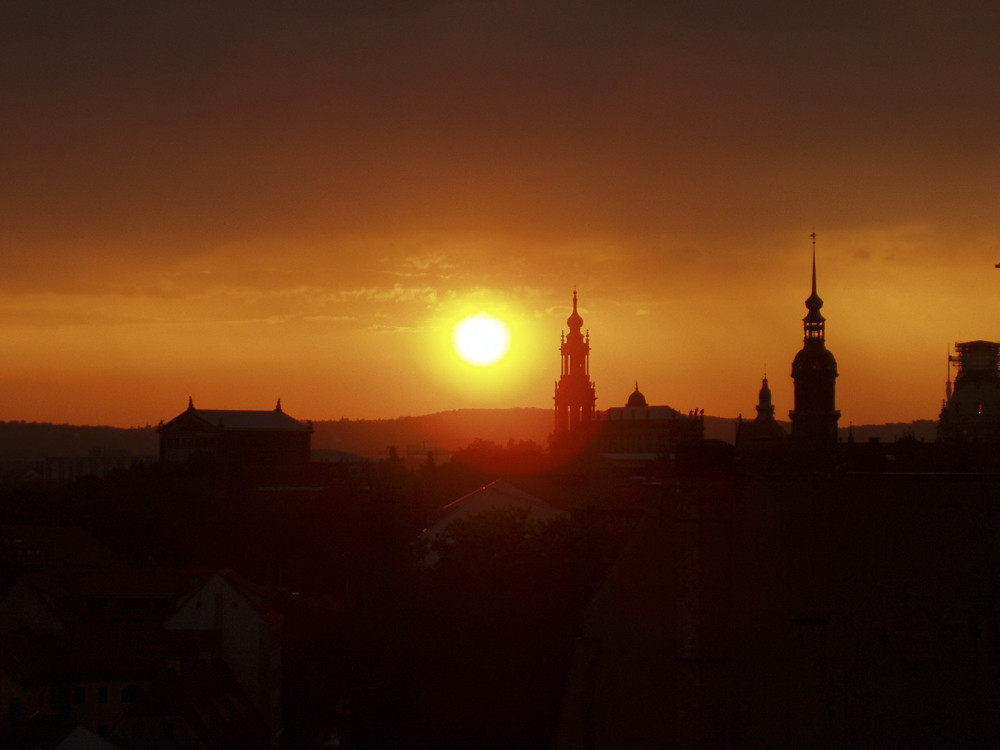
[159,402,312,433]
[188,409,311,431]
[426,480,568,537]
[599,405,685,421]
[55,726,123,750]
[422,480,570,566]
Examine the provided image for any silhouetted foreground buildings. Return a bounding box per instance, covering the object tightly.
[556,470,1000,748]
[551,248,1000,747]
[0,565,281,749]
[939,339,1000,442]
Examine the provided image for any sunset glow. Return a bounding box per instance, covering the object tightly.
[2,3,1000,428]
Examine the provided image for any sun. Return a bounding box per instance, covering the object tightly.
[452,313,512,366]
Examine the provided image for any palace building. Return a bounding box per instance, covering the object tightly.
[550,291,703,459]
[158,398,313,467]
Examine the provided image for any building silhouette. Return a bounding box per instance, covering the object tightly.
[595,383,704,460]
[157,398,312,467]
[553,290,596,438]
[789,242,840,449]
[736,375,788,445]
[938,340,1000,442]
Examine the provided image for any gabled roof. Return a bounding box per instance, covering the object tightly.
[171,568,281,624]
[159,401,312,433]
[186,409,311,431]
[421,480,569,566]
[55,725,123,750]
[425,480,568,538]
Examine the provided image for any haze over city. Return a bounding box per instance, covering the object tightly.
[4,1,1000,427]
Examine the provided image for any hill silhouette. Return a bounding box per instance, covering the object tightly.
[0,421,158,461]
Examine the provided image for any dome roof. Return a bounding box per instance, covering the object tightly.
[566,290,584,330]
[626,382,647,408]
[792,344,838,375]
[758,377,772,407]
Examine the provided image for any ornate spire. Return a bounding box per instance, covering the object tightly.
[567,288,584,330]
[756,375,775,419]
[805,233,824,314]
[803,234,826,340]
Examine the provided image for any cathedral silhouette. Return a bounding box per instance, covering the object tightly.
[552,238,843,465]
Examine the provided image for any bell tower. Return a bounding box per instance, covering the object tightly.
[789,236,840,448]
[553,289,596,436]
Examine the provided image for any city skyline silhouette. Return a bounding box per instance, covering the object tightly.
[3,3,1000,428]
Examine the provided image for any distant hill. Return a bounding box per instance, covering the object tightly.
[0,421,159,461]
[0,414,941,463]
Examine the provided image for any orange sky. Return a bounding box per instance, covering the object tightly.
[3,1,1000,428]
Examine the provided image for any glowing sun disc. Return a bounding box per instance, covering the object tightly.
[452,313,512,366]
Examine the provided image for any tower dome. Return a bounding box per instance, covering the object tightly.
[789,235,840,449]
[626,382,647,408]
[757,376,773,413]
[553,290,596,438]
[566,289,584,330]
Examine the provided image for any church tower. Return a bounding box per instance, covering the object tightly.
[789,238,840,448]
[553,290,596,436]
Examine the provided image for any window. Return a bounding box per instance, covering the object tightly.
[98,686,108,705]
[121,684,142,703]
[74,686,85,705]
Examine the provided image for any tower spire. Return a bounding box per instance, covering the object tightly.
[803,233,825,342]
[553,289,596,438]
[810,232,817,298]
[790,234,840,451]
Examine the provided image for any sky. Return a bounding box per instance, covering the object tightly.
[4,0,1000,428]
